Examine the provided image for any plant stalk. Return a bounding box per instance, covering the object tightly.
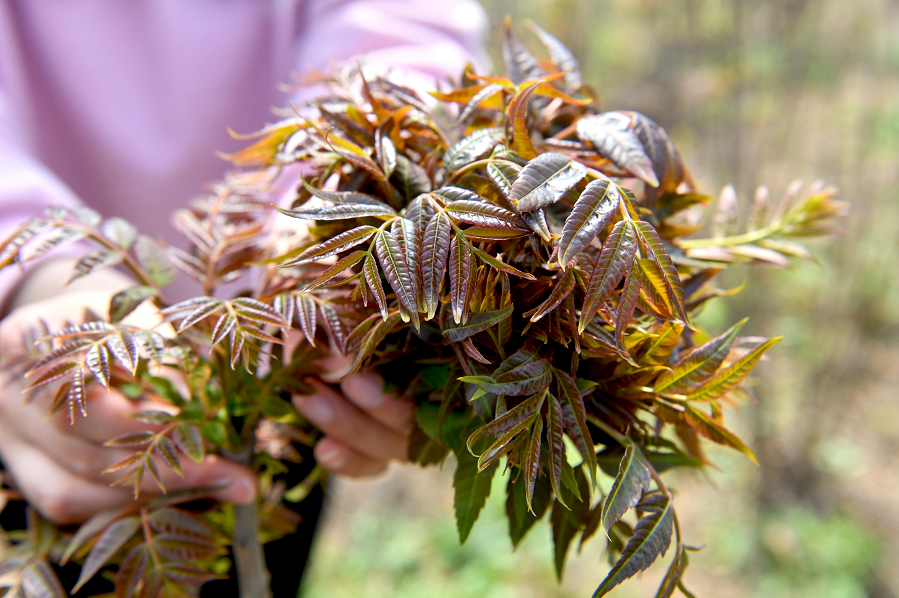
[225,446,271,598]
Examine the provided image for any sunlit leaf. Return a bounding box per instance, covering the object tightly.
[510,152,587,213]
[593,496,674,596]
[559,179,621,268]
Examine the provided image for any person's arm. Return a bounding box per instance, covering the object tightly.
[295,0,490,92]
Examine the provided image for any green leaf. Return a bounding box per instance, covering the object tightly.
[657,402,758,464]
[640,321,684,366]
[453,448,497,544]
[506,473,552,548]
[108,286,157,324]
[465,389,546,454]
[133,235,175,286]
[73,516,141,592]
[443,305,513,343]
[444,127,504,172]
[593,496,674,597]
[686,337,782,402]
[509,152,587,212]
[461,358,552,397]
[394,154,433,199]
[279,225,376,267]
[551,465,590,580]
[576,112,658,187]
[654,318,747,393]
[655,544,688,598]
[600,443,652,534]
[558,179,621,268]
[579,220,637,333]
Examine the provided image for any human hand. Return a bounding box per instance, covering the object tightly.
[0,290,257,524]
[293,359,414,478]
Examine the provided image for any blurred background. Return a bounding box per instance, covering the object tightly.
[301,1,899,596]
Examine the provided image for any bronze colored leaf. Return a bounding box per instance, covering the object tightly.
[318,301,347,354]
[280,225,376,267]
[421,213,452,319]
[449,235,473,325]
[430,186,482,204]
[304,250,366,291]
[390,217,423,311]
[210,312,237,346]
[525,20,582,90]
[559,179,621,268]
[546,393,567,507]
[527,269,576,323]
[502,17,543,85]
[115,545,148,598]
[507,80,542,160]
[68,249,123,284]
[576,113,658,187]
[84,343,111,388]
[555,369,598,484]
[375,228,420,330]
[300,178,391,208]
[523,415,544,511]
[364,252,388,320]
[155,436,182,475]
[404,194,437,234]
[487,158,521,197]
[21,560,66,598]
[295,294,318,345]
[614,255,642,350]
[457,83,505,124]
[470,247,536,280]
[444,200,526,229]
[510,152,587,213]
[73,516,141,592]
[276,203,396,221]
[443,127,504,172]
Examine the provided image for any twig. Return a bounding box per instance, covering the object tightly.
[224,445,270,598]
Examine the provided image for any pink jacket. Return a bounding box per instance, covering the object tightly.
[0,0,489,303]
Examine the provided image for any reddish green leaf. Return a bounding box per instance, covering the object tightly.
[510,152,587,213]
[280,225,376,267]
[579,220,637,333]
[559,179,621,268]
[654,318,747,393]
[449,234,472,324]
[73,516,140,592]
[601,443,652,534]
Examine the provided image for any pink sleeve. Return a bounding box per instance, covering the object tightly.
[295,0,491,90]
[0,95,84,311]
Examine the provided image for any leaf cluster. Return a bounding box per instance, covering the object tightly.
[0,18,847,598]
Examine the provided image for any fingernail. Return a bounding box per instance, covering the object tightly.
[349,373,385,408]
[296,395,335,425]
[316,444,346,469]
[215,477,256,504]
